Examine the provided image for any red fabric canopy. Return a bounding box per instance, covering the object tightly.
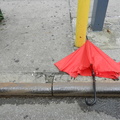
[54,40,120,79]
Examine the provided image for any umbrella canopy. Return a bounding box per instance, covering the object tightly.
[55,40,120,79]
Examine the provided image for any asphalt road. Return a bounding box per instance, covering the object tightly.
[0,97,119,120]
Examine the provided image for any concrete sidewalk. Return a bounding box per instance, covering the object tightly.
[0,0,120,96]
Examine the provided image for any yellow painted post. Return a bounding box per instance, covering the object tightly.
[75,0,90,47]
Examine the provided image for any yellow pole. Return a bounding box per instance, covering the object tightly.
[75,0,90,47]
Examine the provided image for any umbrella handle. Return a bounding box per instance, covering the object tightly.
[85,68,97,106]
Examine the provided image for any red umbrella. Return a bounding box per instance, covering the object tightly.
[54,40,120,105]
[55,40,120,79]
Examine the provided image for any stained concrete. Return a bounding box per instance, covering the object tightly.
[71,0,120,49]
[72,17,120,49]
[0,0,73,74]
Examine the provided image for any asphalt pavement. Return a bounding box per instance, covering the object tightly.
[0,97,120,120]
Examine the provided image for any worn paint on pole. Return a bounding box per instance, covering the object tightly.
[91,0,109,31]
[75,0,90,47]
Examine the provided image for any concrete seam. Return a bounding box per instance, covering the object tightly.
[68,0,73,31]
[68,0,75,51]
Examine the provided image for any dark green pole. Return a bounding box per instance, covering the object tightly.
[91,0,109,31]
[0,9,4,22]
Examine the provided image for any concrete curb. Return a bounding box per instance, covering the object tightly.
[0,82,120,97]
[53,82,120,97]
[0,83,52,96]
